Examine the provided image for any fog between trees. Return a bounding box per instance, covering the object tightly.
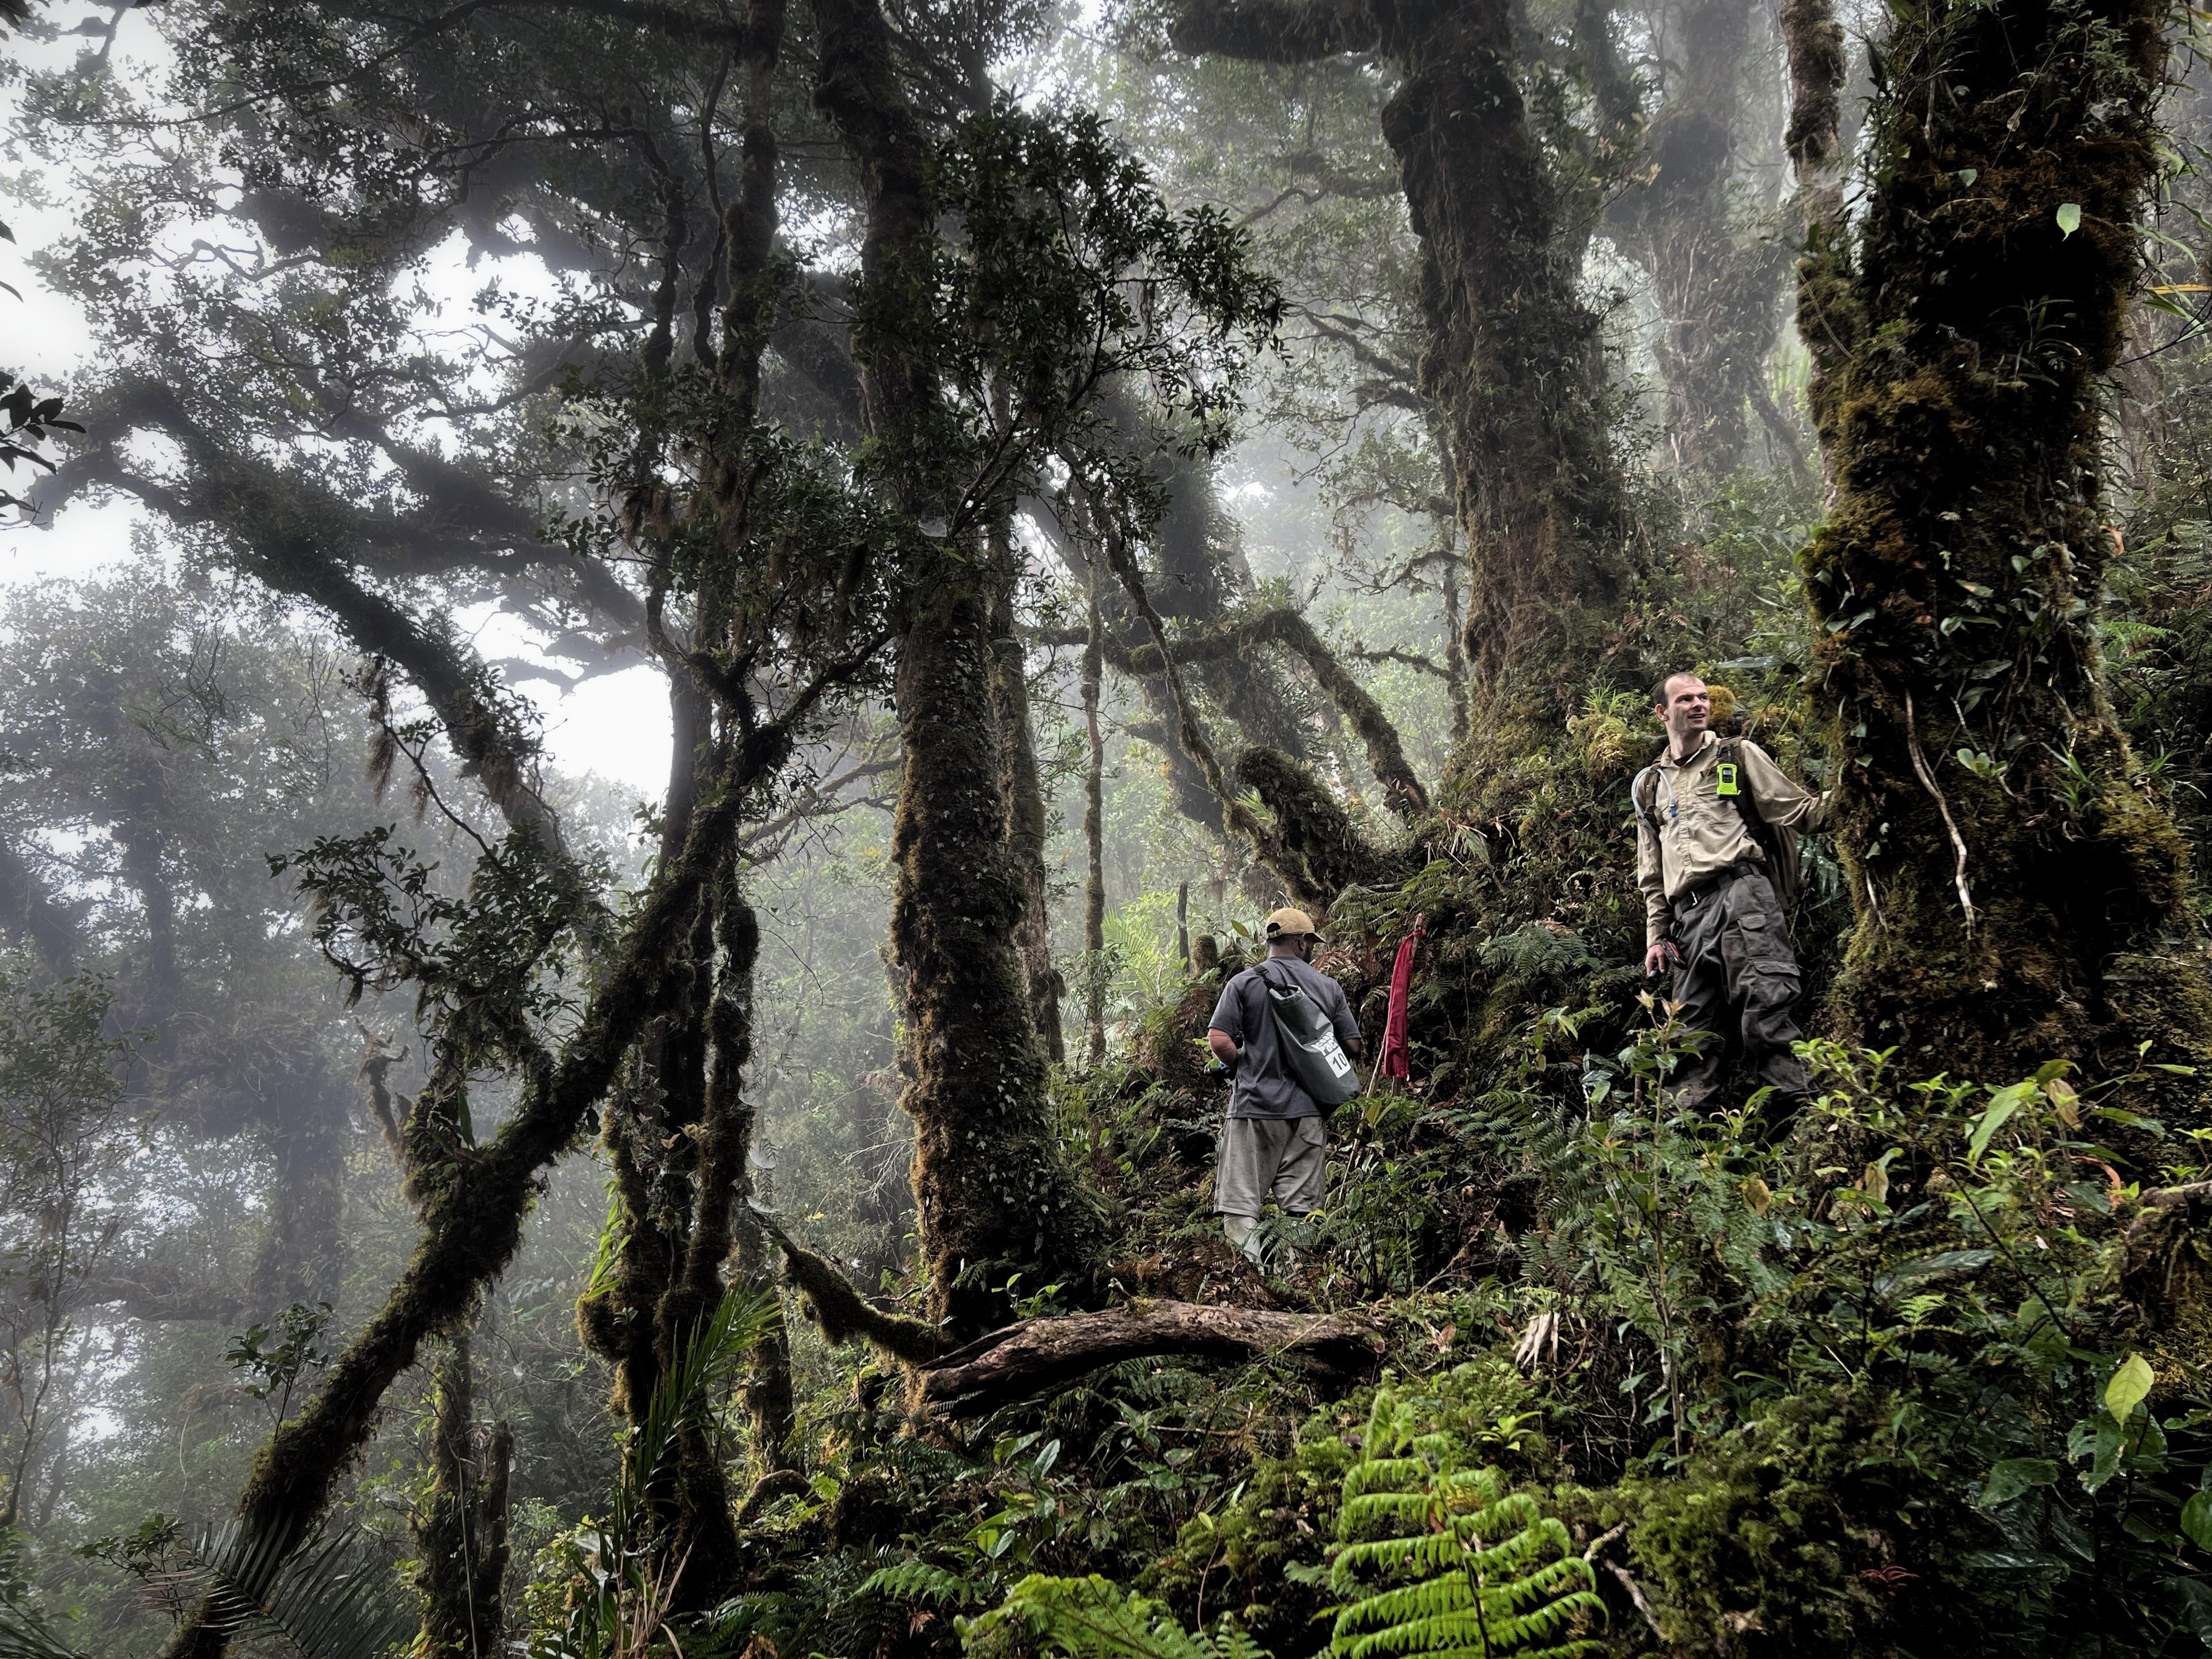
[2,0,2212,1652]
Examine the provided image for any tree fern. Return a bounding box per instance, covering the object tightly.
[966,1574,1270,1659]
[1328,1392,1604,1659]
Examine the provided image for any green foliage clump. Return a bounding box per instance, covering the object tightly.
[1328,1387,1602,1659]
[969,1369,1592,1659]
[967,1574,1270,1659]
[1620,1385,1981,1657]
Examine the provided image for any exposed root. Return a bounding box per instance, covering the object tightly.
[1903,691,1976,934]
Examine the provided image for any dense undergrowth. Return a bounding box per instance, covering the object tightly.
[596,893,2212,1658]
[474,475,2212,1659]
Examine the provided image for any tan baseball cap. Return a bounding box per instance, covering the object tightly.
[1264,907,1321,942]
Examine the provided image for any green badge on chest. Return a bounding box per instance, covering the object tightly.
[1715,761,1740,797]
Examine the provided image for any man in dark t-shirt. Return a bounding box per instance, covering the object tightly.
[1206,907,1362,1264]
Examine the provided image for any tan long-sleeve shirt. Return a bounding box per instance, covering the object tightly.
[1635,731,1833,945]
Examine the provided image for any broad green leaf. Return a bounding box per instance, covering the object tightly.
[1980,1458,2059,1508]
[2169,1575,2212,1645]
[2056,202,2082,237]
[2107,1352,2155,1421]
[1968,1090,2027,1162]
[2083,1412,2127,1492]
[2017,1297,2067,1354]
[2184,1491,2212,1552]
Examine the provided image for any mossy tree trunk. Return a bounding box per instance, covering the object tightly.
[1082,570,1108,1067]
[574,0,800,1570]
[987,524,1069,1067]
[1173,0,1636,705]
[811,0,1101,1334]
[410,1334,511,1659]
[155,566,851,1659]
[362,1051,513,1658]
[1792,0,2212,1083]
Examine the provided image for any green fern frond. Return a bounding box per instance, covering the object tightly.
[859,1560,972,1607]
[969,1574,1270,1659]
[1327,1389,1605,1659]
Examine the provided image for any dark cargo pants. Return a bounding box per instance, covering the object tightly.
[1668,864,1810,1110]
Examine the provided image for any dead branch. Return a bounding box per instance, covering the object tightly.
[915,1300,1385,1412]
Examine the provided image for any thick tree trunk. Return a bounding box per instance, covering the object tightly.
[888,562,1100,1328]
[811,0,1101,1334]
[410,1334,511,1659]
[1607,0,1793,476]
[1792,0,2212,1084]
[1083,575,1108,1067]
[1381,0,1633,683]
[1172,0,1636,722]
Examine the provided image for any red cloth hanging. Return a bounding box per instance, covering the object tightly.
[1379,914,1426,1084]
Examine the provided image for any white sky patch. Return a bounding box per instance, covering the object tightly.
[520,662,674,798]
[1,31,675,798]
[457,600,673,796]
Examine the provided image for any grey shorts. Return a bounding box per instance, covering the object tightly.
[1214,1115,1327,1218]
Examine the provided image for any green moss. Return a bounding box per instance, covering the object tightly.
[892,556,1107,1336]
[1789,0,2212,1096]
[1623,1387,1997,1657]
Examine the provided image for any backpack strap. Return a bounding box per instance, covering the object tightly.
[1247,960,1286,1027]
[1630,764,1663,833]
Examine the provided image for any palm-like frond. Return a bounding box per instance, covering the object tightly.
[0,1601,88,1659]
[147,1517,408,1659]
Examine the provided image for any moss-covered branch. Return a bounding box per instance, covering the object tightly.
[158,722,820,1659]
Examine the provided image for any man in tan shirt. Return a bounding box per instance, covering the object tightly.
[1634,672,1833,1115]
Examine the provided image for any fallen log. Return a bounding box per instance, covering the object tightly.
[915,1300,1385,1413]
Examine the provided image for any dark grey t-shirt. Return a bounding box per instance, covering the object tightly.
[1209,957,1360,1120]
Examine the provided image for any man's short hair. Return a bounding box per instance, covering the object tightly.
[1653,670,1702,710]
